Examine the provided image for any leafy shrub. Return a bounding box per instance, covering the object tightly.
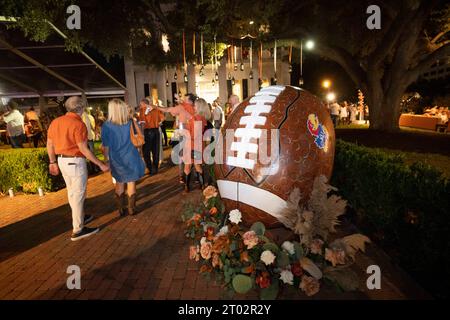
[0,148,64,194]
[332,140,450,298]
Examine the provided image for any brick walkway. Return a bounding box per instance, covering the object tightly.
[0,163,430,300]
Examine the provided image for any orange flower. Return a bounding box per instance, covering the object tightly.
[255,271,271,289]
[199,264,213,273]
[193,214,202,222]
[205,226,215,241]
[299,275,320,296]
[212,253,223,269]
[240,251,250,262]
[200,241,213,260]
[241,264,255,274]
[212,235,230,254]
[189,245,200,261]
[209,207,218,215]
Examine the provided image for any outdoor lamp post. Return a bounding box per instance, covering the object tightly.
[299,39,314,86]
[322,79,331,89]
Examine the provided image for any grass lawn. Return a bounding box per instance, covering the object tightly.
[336,124,450,178]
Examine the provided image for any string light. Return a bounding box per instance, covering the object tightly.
[192,32,196,66]
[233,42,238,71]
[273,39,277,78]
[240,41,244,71]
[288,43,293,73]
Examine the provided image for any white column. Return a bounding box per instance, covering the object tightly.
[157,69,168,106]
[124,57,137,107]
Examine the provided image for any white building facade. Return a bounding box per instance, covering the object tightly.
[124,47,291,110]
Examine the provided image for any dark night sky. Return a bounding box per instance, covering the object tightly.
[291,54,358,103]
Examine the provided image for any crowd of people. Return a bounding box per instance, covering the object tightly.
[328,100,368,127]
[36,92,231,241]
[0,102,45,148]
[423,106,449,125]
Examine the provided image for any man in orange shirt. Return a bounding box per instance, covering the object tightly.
[139,98,164,175]
[47,96,109,241]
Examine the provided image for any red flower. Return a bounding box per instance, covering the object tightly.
[255,271,271,289]
[291,262,303,277]
[205,226,215,241]
[209,207,218,215]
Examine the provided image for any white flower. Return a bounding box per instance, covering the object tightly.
[260,250,276,265]
[280,270,294,285]
[228,209,242,224]
[200,237,206,245]
[281,241,295,255]
[216,225,229,236]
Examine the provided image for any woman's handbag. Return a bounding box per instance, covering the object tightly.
[130,119,145,148]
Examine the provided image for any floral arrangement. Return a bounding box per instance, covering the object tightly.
[182,178,371,299]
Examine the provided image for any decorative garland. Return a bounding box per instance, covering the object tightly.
[182,177,371,299]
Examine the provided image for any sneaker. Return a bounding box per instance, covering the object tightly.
[71,227,99,241]
[84,214,93,224]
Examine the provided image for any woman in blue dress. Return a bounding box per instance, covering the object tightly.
[101,99,145,216]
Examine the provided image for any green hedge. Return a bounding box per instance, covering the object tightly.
[332,140,450,298]
[0,148,63,194]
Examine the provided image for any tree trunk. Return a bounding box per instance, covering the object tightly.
[368,87,404,132]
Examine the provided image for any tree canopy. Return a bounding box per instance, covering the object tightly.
[1,0,449,130]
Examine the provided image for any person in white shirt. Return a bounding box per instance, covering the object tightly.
[1,100,25,148]
[212,99,224,129]
[330,102,341,127]
[340,101,349,125]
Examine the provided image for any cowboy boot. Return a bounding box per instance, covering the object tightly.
[196,171,205,190]
[115,193,127,217]
[128,193,137,216]
[184,172,191,193]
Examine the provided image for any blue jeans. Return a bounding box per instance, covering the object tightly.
[10,134,25,148]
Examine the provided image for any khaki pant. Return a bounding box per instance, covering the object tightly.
[58,157,88,234]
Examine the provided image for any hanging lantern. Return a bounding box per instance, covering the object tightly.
[249,70,253,79]
[215,71,219,81]
[273,72,277,84]
[212,79,216,86]
[166,80,169,87]
[184,73,188,83]
[288,64,293,73]
[199,65,204,77]
[299,77,304,86]
[228,72,232,80]
[231,77,236,85]
[240,62,244,71]
[174,72,178,80]
[234,64,238,71]
[178,90,182,97]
